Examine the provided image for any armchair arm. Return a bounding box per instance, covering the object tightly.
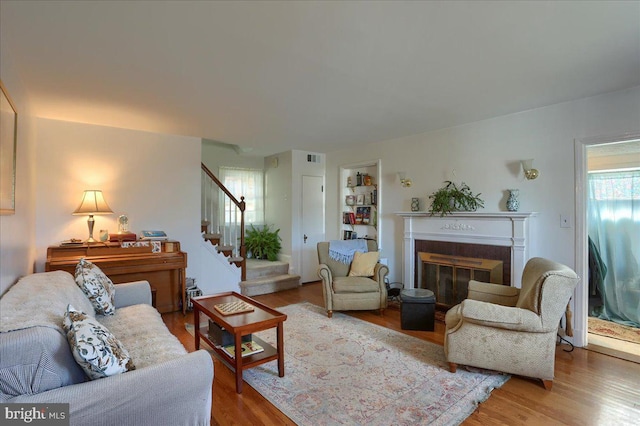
[114,281,152,308]
[10,350,213,426]
[373,263,389,289]
[460,299,544,332]
[467,280,520,306]
[317,263,334,311]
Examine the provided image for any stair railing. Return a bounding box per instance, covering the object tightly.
[201,163,246,281]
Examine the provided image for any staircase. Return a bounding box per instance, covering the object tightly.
[201,163,300,296]
[240,259,300,297]
[202,232,244,268]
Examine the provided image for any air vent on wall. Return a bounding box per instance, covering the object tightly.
[307,154,321,163]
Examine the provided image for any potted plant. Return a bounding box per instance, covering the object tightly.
[428,181,484,216]
[245,224,282,261]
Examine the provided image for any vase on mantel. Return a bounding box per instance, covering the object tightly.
[506,189,520,212]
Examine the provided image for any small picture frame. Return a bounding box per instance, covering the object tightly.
[356,194,365,205]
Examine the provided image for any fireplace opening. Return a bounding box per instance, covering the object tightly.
[415,240,511,309]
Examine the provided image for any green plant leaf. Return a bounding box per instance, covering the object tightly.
[245,224,282,260]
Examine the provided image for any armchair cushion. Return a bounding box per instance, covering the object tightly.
[458,299,544,332]
[333,276,380,293]
[348,251,379,277]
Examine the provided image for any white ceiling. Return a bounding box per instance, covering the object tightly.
[2,1,639,157]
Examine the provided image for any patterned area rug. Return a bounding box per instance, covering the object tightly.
[239,303,508,426]
[588,317,640,344]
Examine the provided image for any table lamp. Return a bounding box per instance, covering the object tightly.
[73,190,113,243]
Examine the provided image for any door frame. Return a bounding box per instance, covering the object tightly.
[573,131,640,347]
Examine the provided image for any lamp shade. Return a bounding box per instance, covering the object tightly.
[73,190,113,215]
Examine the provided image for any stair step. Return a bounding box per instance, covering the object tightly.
[240,274,301,297]
[228,257,244,267]
[203,233,221,245]
[245,259,290,280]
[216,245,234,257]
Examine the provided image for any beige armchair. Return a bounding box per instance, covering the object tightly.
[317,241,389,318]
[445,257,579,390]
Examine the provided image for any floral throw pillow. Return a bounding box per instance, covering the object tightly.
[63,304,135,380]
[75,258,116,315]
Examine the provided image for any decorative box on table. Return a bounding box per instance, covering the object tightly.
[208,320,251,347]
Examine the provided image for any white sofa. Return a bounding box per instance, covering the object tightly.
[0,270,213,425]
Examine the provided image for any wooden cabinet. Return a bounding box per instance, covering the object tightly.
[45,241,187,314]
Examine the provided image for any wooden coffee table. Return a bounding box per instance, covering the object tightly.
[192,291,287,393]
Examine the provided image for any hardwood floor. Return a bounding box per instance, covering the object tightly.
[162,282,640,425]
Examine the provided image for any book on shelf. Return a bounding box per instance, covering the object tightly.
[222,340,264,358]
[356,206,371,224]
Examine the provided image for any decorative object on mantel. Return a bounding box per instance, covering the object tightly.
[506,189,520,211]
[522,159,539,180]
[411,197,420,211]
[428,181,484,216]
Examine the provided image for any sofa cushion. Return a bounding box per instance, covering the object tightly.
[75,258,116,315]
[0,326,87,401]
[348,251,379,277]
[99,304,187,369]
[0,271,95,334]
[63,305,135,380]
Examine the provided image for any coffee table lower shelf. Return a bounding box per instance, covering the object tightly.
[197,328,278,370]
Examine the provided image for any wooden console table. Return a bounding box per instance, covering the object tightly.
[45,241,187,314]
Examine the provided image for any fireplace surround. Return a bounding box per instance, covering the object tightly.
[397,212,537,296]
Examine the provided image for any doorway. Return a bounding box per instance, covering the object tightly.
[576,134,640,362]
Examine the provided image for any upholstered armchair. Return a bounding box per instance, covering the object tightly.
[317,240,389,318]
[444,257,579,390]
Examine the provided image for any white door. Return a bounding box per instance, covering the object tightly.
[301,175,325,283]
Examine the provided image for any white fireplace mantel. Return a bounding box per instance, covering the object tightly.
[396,211,537,289]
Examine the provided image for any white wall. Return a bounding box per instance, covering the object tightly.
[33,119,204,285]
[0,42,37,295]
[265,151,293,260]
[326,86,640,286]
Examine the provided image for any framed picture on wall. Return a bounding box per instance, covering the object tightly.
[0,80,17,215]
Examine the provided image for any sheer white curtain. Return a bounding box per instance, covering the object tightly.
[218,167,264,226]
[588,170,640,327]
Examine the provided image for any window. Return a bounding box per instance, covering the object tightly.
[218,167,264,225]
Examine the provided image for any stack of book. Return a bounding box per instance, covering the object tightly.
[222,341,264,358]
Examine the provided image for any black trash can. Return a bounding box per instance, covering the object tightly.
[400,288,436,331]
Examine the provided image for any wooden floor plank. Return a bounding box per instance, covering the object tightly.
[162,281,640,425]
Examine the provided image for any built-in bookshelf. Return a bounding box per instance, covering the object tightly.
[339,160,381,245]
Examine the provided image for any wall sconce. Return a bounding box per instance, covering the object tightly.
[522,159,539,180]
[73,190,114,243]
[398,172,412,187]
